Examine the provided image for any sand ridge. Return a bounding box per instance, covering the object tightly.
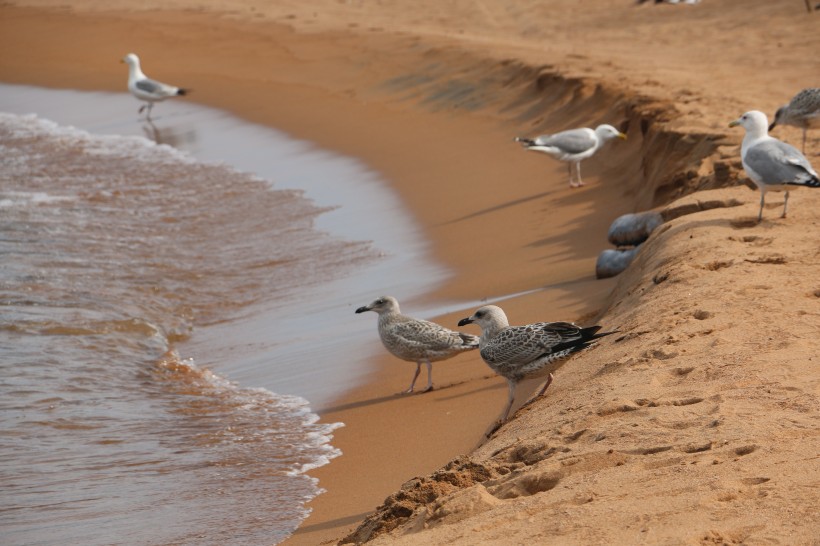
[349,188,820,544]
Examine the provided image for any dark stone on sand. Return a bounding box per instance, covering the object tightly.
[596,247,640,279]
[607,211,663,247]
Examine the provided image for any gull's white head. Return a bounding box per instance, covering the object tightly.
[457,305,509,333]
[355,296,400,316]
[728,110,769,137]
[121,53,140,67]
[594,124,628,142]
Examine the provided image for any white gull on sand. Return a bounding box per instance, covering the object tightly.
[122,53,188,120]
[355,296,479,394]
[458,305,613,425]
[729,110,819,222]
[769,87,820,153]
[514,124,626,187]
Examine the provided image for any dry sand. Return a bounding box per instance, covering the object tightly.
[1,1,818,544]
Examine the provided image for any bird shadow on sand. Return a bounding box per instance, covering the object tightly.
[317,377,503,414]
[439,190,554,225]
[290,512,372,535]
[439,174,619,254]
[317,393,405,414]
[432,377,506,402]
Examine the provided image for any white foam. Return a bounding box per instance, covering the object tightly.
[0,190,77,208]
[287,448,343,477]
[1,112,197,166]
[157,352,344,480]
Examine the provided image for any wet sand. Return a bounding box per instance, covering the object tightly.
[2,1,819,545]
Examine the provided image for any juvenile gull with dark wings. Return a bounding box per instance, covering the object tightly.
[769,87,820,153]
[459,305,613,423]
[356,296,479,394]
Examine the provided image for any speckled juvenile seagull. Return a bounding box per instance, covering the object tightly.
[355,296,479,394]
[514,124,626,187]
[729,110,819,222]
[769,88,820,153]
[458,305,613,423]
[122,53,188,121]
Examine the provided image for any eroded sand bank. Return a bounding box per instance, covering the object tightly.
[2,1,818,544]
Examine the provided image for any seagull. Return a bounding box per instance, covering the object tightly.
[355,296,479,394]
[729,110,819,222]
[122,53,188,120]
[769,88,820,153]
[514,124,626,187]
[458,305,613,424]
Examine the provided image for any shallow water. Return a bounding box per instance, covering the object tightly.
[0,85,449,544]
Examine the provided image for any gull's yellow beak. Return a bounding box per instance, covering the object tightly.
[618,132,627,140]
[728,119,740,128]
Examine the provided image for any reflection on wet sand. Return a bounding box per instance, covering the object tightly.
[141,118,195,148]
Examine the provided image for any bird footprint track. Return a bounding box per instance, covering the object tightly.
[596,395,703,416]
[729,235,773,246]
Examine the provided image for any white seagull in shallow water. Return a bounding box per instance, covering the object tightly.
[729,110,819,222]
[122,53,188,120]
[458,305,614,425]
[355,296,479,394]
[514,124,626,187]
[769,88,820,153]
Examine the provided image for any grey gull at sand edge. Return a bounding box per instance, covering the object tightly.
[514,124,626,187]
[729,110,819,222]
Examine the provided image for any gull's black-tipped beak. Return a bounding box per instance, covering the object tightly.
[355,305,370,314]
[768,121,777,131]
[457,317,473,327]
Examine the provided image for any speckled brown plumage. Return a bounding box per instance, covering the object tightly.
[458,305,613,423]
[356,296,479,393]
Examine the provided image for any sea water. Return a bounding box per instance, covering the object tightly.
[0,85,449,545]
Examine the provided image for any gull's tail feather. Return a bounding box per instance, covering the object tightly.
[177,88,189,96]
[786,173,820,188]
[543,326,617,360]
[514,136,537,147]
[458,332,480,349]
[579,325,618,342]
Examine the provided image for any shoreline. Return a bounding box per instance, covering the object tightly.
[0,81,452,407]
[3,2,818,545]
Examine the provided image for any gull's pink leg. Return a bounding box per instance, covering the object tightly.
[537,372,555,397]
[500,380,517,422]
[419,360,434,393]
[402,362,422,394]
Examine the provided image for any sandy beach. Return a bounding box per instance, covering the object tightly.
[2,1,819,544]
